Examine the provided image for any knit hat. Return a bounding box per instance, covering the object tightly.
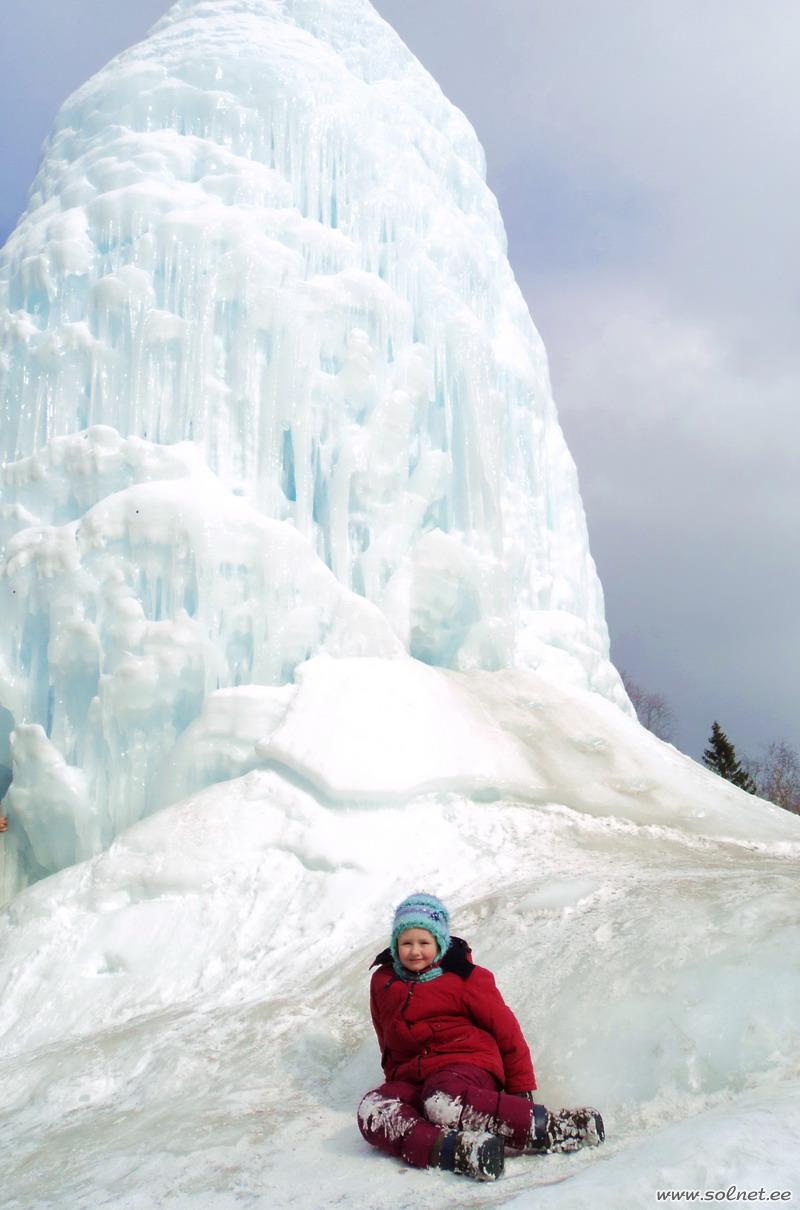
[390,892,451,962]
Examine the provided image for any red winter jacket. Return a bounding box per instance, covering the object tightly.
[369,937,536,1092]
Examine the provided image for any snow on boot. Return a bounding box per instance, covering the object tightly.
[540,1107,605,1153]
[431,1130,506,1181]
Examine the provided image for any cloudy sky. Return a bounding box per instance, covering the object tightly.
[2,1,798,762]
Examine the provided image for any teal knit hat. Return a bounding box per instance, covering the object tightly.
[390,892,451,962]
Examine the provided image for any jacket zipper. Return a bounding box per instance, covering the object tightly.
[391,982,422,1077]
[400,985,425,1078]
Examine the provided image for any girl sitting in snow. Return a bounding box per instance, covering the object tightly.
[357,892,604,1182]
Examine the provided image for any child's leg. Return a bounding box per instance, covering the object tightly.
[419,1064,532,1151]
[357,1080,443,1169]
[420,1065,604,1154]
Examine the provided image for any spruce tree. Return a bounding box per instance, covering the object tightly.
[702,721,757,793]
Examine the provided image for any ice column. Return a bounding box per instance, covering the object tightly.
[0,0,627,896]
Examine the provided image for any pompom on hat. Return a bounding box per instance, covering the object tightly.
[390,892,451,962]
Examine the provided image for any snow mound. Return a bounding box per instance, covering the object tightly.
[1,664,799,1207]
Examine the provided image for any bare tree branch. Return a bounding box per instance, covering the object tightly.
[747,740,800,814]
[619,670,675,743]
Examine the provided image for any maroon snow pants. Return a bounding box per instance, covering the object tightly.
[357,1063,534,1169]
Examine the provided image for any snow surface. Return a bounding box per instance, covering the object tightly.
[0,675,798,1208]
[1,2,799,1208]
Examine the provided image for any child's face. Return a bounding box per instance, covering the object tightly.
[396,928,438,972]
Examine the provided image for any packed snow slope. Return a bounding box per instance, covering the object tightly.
[1,2,799,1208]
[0,673,798,1209]
[1,0,625,895]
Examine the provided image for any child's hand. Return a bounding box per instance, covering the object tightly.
[0,816,7,833]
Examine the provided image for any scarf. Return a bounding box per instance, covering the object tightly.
[391,957,444,983]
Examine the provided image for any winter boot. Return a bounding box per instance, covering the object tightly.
[528,1104,604,1154]
[431,1130,506,1181]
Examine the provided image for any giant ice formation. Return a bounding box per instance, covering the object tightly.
[2,5,799,1208]
[0,0,625,894]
